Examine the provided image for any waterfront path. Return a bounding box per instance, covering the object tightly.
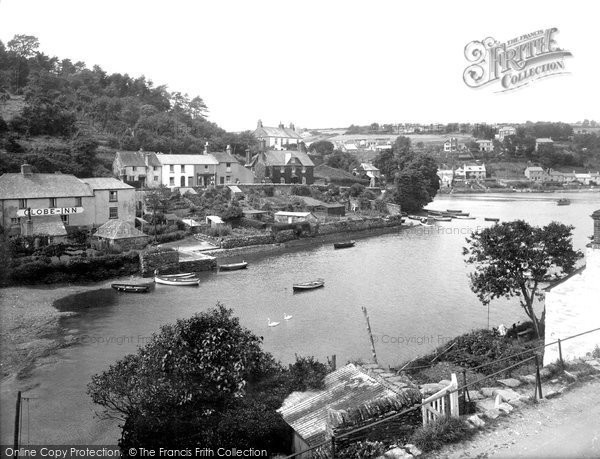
[437,377,600,458]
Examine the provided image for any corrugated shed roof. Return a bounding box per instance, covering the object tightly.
[155,154,219,165]
[31,215,68,237]
[95,220,148,240]
[277,364,417,447]
[83,178,135,190]
[0,173,93,199]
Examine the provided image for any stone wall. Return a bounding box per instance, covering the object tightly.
[316,216,402,235]
[140,249,179,277]
[179,256,217,272]
[274,229,296,243]
[221,234,275,249]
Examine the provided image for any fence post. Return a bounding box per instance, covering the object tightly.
[557,338,564,370]
[331,435,337,459]
[462,369,471,402]
[534,355,543,400]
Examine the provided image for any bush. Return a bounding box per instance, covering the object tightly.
[410,417,474,452]
[207,226,232,238]
[337,440,387,458]
[154,231,187,244]
[291,185,311,196]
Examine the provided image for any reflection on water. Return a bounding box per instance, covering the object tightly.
[1,192,599,444]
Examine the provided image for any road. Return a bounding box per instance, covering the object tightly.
[437,377,600,459]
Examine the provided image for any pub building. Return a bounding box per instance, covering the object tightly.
[0,164,137,240]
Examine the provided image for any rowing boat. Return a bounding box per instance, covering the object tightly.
[293,278,324,291]
[219,261,249,271]
[111,283,152,293]
[154,275,200,286]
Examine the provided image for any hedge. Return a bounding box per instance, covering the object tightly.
[7,251,140,285]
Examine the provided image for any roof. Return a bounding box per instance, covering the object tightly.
[360,163,379,172]
[228,185,242,193]
[155,154,219,165]
[277,364,419,447]
[464,164,486,172]
[0,173,94,199]
[536,138,554,143]
[212,151,240,164]
[297,196,326,207]
[206,215,224,224]
[164,213,179,220]
[476,139,493,143]
[254,125,302,140]
[181,218,202,227]
[95,220,148,240]
[274,211,313,217]
[115,151,161,167]
[251,150,314,167]
[31,215,68,237]
[82,178,135,190]
[525,167,545,172]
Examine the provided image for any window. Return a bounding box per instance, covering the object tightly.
[280,167,285,173]
[169,177,175,186]
[127,176,135,182]
[204,165,208,169]
[10,217,19,224]
[18,199,27,209]
[226,176,231,184]
[49,198,57,207]
[109,207,118,219]
[302,177,307,184]
[61,215,69,225]
[75,197,82,207]
[302,167,307,173]
[109,191,118,202]
[219,177,225,185]
[226,163,231,172]
[153,166,159,171]
[154,176,159,182]
[280,177,286,183]
[169,165,174,173]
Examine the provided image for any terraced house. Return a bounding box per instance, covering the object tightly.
[112,150,162,188]
[0,164,136,239]
[247,148,315,184]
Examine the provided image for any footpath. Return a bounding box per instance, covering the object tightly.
[435,375,600,458]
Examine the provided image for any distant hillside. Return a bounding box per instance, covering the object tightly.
[0,34,256,177]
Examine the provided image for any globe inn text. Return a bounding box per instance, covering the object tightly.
[0,164,137,240]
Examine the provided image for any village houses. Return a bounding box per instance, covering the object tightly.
[0,164,137,239]
[496,126,517,142]
[476,139,494,152]
[246,141,315,184]
[253,120,302,150]
[113,150,162,188]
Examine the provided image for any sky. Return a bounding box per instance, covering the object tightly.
[0,0,598,132]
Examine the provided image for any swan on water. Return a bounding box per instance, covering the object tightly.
[267,318,280,327]
[284,314,293,320]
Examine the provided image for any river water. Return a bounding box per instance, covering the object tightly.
[1,192,599,444]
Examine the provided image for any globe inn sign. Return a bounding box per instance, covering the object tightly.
[16,207,85,218]
[0,165,137,237]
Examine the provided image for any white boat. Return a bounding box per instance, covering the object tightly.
[219,261,249,271]
[268,318,280,327]
[293,279,324,291]
[154,275,199,286]
[153,270,196,278]
[284,314,293,320]
[453,215,476,220]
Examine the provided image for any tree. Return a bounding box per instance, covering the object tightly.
[88,304,325,452]
[388,170,431,212]
[144,186,171,236]
[463,221,583,338]
[309,140,334,155]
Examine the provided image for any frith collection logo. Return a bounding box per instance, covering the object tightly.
[463,28,572,92]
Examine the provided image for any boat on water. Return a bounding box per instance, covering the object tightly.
[293,278,325,291]
[485,217,500,222]
[408,215,422,221]
[219,261,249,271]
[333,240,355,249]
[111,283,152,293]
[453,215,476,220]
[434,216,452,222]
[155,272,197,278]
[154,275,200,286]
[446,209,462,213]
[557,198,571,206]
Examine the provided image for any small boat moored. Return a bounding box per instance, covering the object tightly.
[111,283,152,293]
[557,198,571,206]
[293,278,325,292]
[333,240,355,249]
[154,275,200,286]
[219,261,249,271]
[484,217,500,222]
[434,216,452,222]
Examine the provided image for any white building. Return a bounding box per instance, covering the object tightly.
[437,169,454,188]
[253,120,302,150]
[524,166,547,182]
[443,137,458,152]
[155,154,219,189]
[544,210,600,366]
[476,139,494,152]
[497,126,517,142]
[535,138,554,151]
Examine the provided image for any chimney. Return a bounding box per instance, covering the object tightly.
[21,164,33,177]
[278,122,284,130]
[204,142,209,155]
[257,119,263,128]
[226,145,232,156]
[592,209,600,247]
[245,148,251,165]
[289,122,295,131]
[259,139,266,153]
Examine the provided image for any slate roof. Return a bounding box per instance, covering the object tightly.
[82,178,135,190]
[525,166,545,172]
[212,151,241,164]
[95,220,148,240]
[31,216,68,237]
[252,150,314,167]
[277,364,420,447]
[274,211,313,218]
[155,154,219,165]
[254,126,302,140]
[115,151,161,167]
[0,173,93,199]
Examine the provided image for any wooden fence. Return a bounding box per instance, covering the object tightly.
[421,373,459,425]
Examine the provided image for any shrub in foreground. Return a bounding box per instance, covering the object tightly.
[409,417,474,452]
